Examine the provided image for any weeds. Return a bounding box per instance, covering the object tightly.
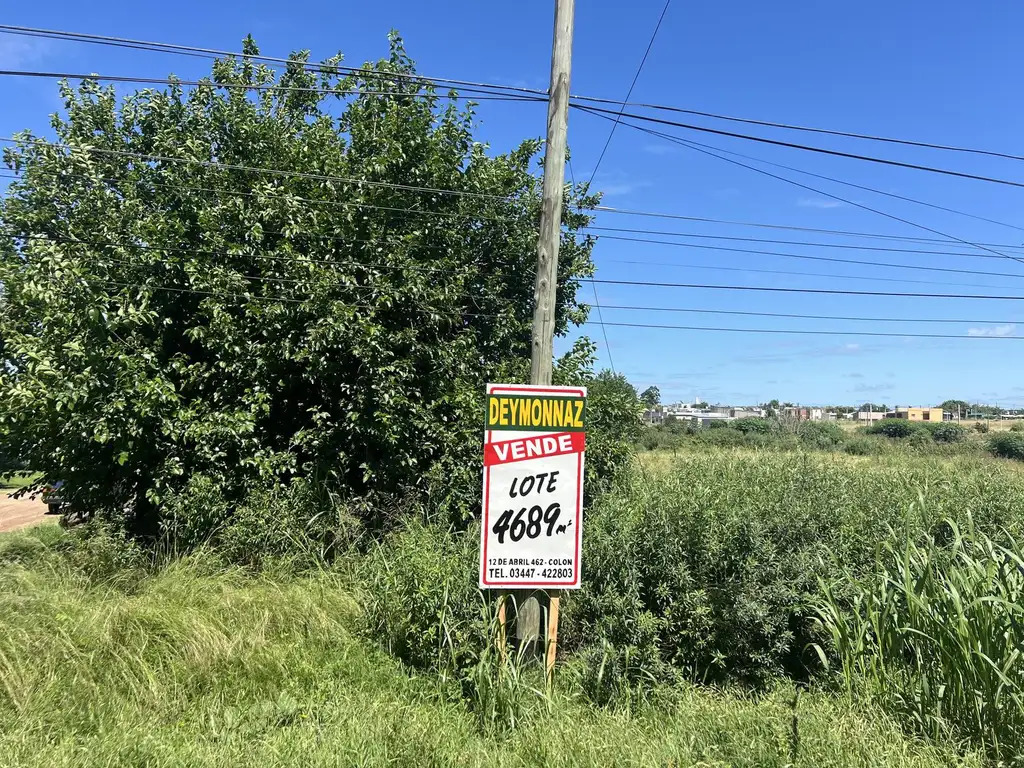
[816,505,1024,761]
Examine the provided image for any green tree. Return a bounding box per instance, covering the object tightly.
[640,385,660,410]
[940,400,969,416]
[857,403,888,413]
[0,35,600,538]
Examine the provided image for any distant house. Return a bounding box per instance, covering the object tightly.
[886,407,943,422]
[851,411,885,422]
[782,407,825,421]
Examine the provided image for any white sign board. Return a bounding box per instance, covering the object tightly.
[479,383,586,590]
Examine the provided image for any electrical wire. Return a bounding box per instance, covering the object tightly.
[0,69,548,104]
[637,125,1024,235]
[588,225,1024,259]
[590,277,1024,300]
[596,234,1024,278]
[606,257,1017,291]
[566,96,1024,163]
[0,25,548,97]
[583,0,671,375]
[0,135,516,204]
[579,106,1024,266]
[574,102,1024,190]
[7,25,1022,166]
[597,303,1021,325]
[583,320,1022,340]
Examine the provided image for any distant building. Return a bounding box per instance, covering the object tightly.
[782,407,825,421]
[886,407,943,422]
[852,411,885,422]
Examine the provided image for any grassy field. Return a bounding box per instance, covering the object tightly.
[0,472,39,490]
[0,525,980,768]
[3,443,1023,765]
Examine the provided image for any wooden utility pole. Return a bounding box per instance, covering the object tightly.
[509,0,576,676]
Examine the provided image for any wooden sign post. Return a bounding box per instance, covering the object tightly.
[479,385,586,678]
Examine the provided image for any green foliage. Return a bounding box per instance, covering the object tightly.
[731,417,775,435]
[988,432,1024,461]
[817,513,1024,762]
[868,419,921,439]
[359,521,482,677]
[974,421,990,434]
[0,549,972,767]
[1010,421,1024,433]
[842,436,885,456]
[639,385,660,409]
[580,370,642,498]
[562,451,1024,688]
[929,423,968,444]
[795,421,844,450]
[0,37,600,539]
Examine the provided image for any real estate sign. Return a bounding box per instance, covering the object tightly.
[479,383,586,590]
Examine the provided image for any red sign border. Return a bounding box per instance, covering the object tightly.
[480,384,585,589]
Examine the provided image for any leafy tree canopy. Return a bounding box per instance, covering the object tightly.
[640,385,660,409]
[0,34,602,538]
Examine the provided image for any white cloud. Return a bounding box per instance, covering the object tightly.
[597,179,653,198]
[797,198,846,210]
[0,36,51,68]
[968,324,1016,337]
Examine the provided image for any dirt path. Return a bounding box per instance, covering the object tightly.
[0,492,51,533]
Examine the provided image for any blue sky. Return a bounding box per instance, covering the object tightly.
[2,1,1023,408]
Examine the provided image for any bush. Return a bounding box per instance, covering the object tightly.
[842,437,884,456]
[929,423,968,444]
[731,417,775,435]
[359,522,482,676]
[1010,421,1024,433]
[867,419,922,439]
[695,427,747,448]
[974,421,990,434]
[906,429,932,448]
[796,421,844,450]
[561,451,1024,689]
[989,433,1024,461]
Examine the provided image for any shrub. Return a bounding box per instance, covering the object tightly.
[0,36,602,540]
[974,421,990,434]
[817,515,1024,762]
[843,437,883,456]
[561,452,1024,689]
[906,429,932,448]
[988,433,1024,461]
[868,419,921,439]
[796,421,844,450]
[359,522,482,677]
[731,417,775,435]
[696,427,747,448]
[930,423,968,444]
[1011,421,1024,433]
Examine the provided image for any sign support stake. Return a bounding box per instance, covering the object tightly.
[545,589,561,682]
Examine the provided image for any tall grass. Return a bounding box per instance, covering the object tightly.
[817,506,1024,761]
[0,525,979,767]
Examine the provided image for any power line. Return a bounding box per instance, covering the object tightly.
[588,225,1024,259]
[7,25,1021,166]
[0,135,516,204]
[0,25,548,98]
[591,277,1024,300]
[584,0,671,190]
[583,320,1022,340]
[573,102,1024,190]
[606,257,1016,291]
[566,96,1024,164]
[0,69,547,104]
[581,107,1024,267]
[584,0,671,375]
[595,234,1024,279]
[597,303,1022,325]
[639,126,1024,235]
